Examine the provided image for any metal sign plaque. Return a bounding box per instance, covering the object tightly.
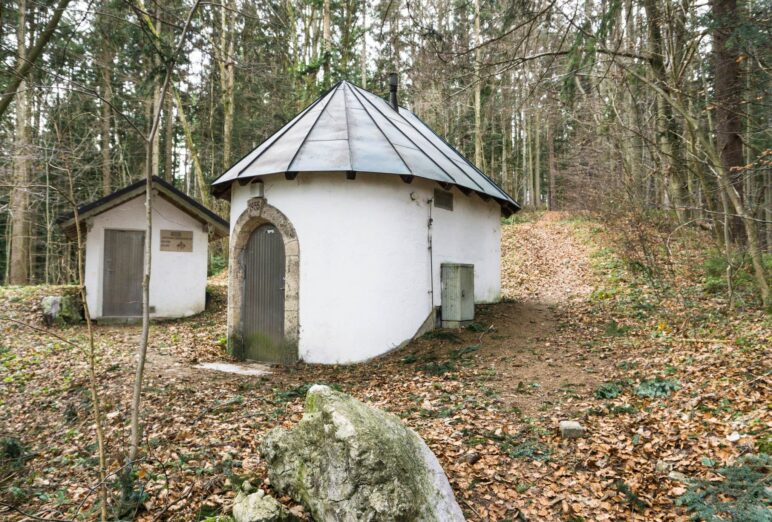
[160,230,193,252]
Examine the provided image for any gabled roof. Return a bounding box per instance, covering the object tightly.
[212,80,520,215]
[59,176,229,240]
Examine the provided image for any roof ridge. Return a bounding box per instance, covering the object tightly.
[341,83,354,172]
[379,98,488,193]
[345,81,414,176]
[235,87,334,178]
[349,83,458,184]
[286,84,341,172]
[405,110,517,205]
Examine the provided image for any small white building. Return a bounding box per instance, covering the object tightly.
[212,80,519,364]
[60,177,229,320]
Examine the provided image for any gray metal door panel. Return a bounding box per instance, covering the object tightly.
[242,224,287,362]
[103,230,144,317]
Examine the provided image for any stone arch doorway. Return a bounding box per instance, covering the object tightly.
[228,197,299,363]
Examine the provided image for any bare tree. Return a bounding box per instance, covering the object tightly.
[126,0,203,474]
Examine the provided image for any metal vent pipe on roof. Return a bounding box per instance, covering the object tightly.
[388,73,399,112]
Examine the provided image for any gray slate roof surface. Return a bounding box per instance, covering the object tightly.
[212,81,519,212]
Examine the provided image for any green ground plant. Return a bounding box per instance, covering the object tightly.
[677,454,771,522]
[635,378,681,398]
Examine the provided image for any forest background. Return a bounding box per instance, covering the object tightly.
[0,0,770,305]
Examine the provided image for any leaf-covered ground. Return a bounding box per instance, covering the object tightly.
[1,212,769,521]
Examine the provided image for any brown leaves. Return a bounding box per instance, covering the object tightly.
[1,214,769,521]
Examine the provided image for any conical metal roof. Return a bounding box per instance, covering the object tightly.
[212,81,519,213]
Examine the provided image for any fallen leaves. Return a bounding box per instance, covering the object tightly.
[1,212,769,521]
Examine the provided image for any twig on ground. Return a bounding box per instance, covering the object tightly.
[0,502,73,522]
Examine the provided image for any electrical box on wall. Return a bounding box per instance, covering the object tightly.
[441,263,474,328]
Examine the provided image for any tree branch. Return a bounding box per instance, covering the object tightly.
[0,0,73,120]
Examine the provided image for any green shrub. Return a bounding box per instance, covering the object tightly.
[504,438,551,461]
[591,287,618,300]
[0,436,25,467]
[462,428,550,461]
[466,322,487,332]
[604,320,631,336]
[701,252,772,296]
[501,211,542,225]
[451,344,480,359]
[208,254,227,277]
[607,404,637,415]
[422,331,462,343]
[595,382,623,399]
[635,378,681,398]
[757,435,772,455]
[615,480,648,512]
[417,361,456,376]
[677,453,771,522]
[197,505,231,521]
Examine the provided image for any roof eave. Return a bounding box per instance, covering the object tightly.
[213,170,522,216]
[59,177,229,241]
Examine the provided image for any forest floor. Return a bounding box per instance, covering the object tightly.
[1,212,769,521]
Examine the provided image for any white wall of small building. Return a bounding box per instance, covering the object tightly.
[230,172,501,364]
[84,195,210,319]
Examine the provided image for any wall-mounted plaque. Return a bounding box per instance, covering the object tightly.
[160,230,193,252]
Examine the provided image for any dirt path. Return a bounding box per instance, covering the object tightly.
[501,211,594,304]
[471,212,604,415]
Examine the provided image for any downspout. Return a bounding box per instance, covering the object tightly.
[427,197,434,309]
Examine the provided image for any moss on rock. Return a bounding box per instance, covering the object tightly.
[261,384,465,522]
[41,293,82,326]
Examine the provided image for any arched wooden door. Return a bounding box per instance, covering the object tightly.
[242,223,286,362]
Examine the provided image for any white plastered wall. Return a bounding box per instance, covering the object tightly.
[229,173,502,364]
[84,194,209,319]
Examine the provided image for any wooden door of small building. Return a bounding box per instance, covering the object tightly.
[102,229,144,317]
[242,224,287,362]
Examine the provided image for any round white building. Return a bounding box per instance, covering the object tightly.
[212,80,519,364]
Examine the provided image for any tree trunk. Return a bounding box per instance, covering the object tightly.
[711,0,745,241]
[220,0,236,170]
[322,0,331,86]
[390,0,400,72]
[128,0,201,470]
[163,93,174,181]
[716,163,770,306]
[473,0,483,169]
[151,13,162,179]
[547,120,557,210]
[642,0,688,222]
[523,112,530,205]
[765,167,771,253]
[10,0,30,285]
[534,113,541,208]
[501,110,508,195]
[64,155,109,522]
[174,88,209,205]
[360,1,367,87]
[0,0,71,119]
[100,42,113,196]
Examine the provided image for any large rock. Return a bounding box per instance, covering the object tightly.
[41,294,82,325]
[261,384,465,522]
[232,489,295,522]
